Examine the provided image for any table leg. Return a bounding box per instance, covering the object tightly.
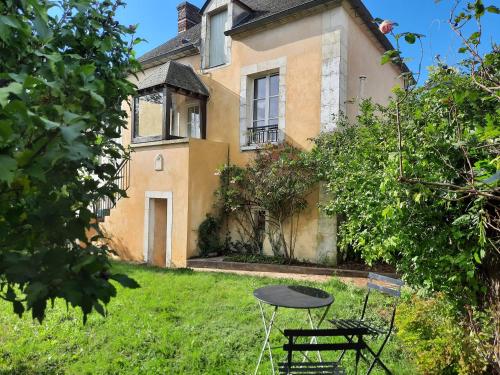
[302,304,332,362]
[255,302,278,375]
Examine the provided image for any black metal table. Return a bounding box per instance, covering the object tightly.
[253,285,334,375]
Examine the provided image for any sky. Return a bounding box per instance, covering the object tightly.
[116,0,499,84]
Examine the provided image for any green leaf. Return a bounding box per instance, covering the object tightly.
[0,155,17,184]
[404,33,416,44]
[486,5,500,14]
[26,282,48,306]
[60,124,83,142]
[0,82,23,107]
[41,117,60,130]
[72,255,97,273]
[33,15,51,40]
[109,274,140,289]
[473,252,482,264]
[90,91,105,106]
[381,53,391,65]
[93,302,106,317]
[0,119,13,140]
[0,15,22,29]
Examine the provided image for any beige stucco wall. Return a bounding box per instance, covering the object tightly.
[101,142,190,266]
[103,2,403,266]
[187,138,229,258]
[345,11,403,120]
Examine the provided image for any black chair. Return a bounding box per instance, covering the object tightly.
[279,327,368,375]
[329,272,404,375]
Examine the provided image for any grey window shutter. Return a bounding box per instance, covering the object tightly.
[209,10,227,67]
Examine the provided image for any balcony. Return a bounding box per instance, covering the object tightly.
[246,125,280,146]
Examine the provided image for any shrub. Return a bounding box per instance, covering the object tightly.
[197,215,222,257]
[397,294,491,374]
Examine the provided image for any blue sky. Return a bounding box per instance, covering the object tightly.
[116,0,499,83]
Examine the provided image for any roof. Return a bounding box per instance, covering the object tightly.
[137,60,209,97]
[138,23,201,67]
[139,0,407,73]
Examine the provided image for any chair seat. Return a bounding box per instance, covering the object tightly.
[278,361,346,375]
[329,319,386,336]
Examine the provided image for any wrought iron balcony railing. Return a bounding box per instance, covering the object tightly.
[246,125,279,146]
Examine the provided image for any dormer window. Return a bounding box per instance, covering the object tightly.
[208,9,227,68]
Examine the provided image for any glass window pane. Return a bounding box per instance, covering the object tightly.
[269,74,279,96]
[253,120,265,128]
[269,97,279,119]
[136,90,163,137]
[268,118,278,126]
[254,77,266,99]
[171,92,201,138]
[188,106,201,138]
[253,99,265,121]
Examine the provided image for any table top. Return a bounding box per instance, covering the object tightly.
[253,285,334,309]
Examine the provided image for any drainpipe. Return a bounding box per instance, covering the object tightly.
[358,75,367,114]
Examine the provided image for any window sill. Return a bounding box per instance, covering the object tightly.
[131,138,190,148]
[240,142,280,152]
[202,62,229,73]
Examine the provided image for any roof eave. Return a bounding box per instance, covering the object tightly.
[139,44,199,70]
[224,0,410,74]
[225,0,339,36]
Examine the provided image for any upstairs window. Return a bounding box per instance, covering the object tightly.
[208,10,227,68]
[248,73,280,144]
[253,74,279,128]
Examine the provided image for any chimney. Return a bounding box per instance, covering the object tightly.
[177,2,201,34]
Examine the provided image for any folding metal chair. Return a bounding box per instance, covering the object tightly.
[279,327,368,375]
[329,272,404,375]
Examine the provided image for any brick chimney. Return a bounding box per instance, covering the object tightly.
[177,2,201,34]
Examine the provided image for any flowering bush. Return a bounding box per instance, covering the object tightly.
[214,144,315,261]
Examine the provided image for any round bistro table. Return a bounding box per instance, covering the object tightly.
[253,285,334,375]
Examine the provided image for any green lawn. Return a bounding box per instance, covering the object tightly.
[0,262,414,374]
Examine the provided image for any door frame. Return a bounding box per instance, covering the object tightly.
[143,191,173,267]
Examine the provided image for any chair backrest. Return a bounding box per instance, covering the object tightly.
[367,273,404,298]
[360,273,404,330]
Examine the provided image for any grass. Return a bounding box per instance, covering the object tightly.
[0,262,414,374]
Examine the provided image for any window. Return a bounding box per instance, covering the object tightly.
[187,105,201,138]
[133,90,164,139]
[208,10,227,68]
[132,88,206,143]
[249,73,279,144]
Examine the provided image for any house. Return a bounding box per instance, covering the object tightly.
[100,0,404,268]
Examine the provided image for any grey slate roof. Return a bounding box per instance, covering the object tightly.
[138,0,327,65]
[138,23,201,65]
[137,60,209,97]
[139,0,404,72]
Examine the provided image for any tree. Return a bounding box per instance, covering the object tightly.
[312,0,499,370]
[0,0,141,323]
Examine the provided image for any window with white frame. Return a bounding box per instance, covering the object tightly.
[249,73,279,144]
[187,105,201,138]
[208,10,227,68]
